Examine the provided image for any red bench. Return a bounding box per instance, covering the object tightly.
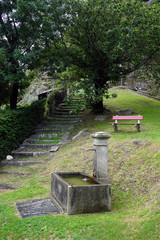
[110,115,143,132]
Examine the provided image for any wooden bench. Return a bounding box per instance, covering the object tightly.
[110,115,143,132]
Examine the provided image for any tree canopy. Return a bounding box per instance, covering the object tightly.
[0,0,49,108]
[48,0,159,112]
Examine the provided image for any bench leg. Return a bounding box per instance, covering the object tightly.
[113,124,118,132]
[136,124,141,132]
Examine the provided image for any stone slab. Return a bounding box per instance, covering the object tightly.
[50,146,59,152]
[72,129,88,141]
[34,129,67,133]
[46,120,79,123]
[0,160,43,166]
[25,139,56,143]
[16,198,60,218]
[46,115,80,119]
[11,151,48,157]
[22,144,58,149]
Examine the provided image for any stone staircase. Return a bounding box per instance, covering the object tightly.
[10,98,83,158]
[0,98,84,187]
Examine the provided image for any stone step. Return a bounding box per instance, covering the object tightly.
[49,114,80,118]
[43,120,78,124]
[42,124,74,128]
[24,139,59,143]
[11,151,49,157]
[55,109,83,113]
[34,126,74,133]
[34,129,67,133]
[0,160,43,166]
[61,104,81,107]
[22,143,59,150]
[27,133,65,141]
[53,110,82,114]
[28,133,58,139]
[45,124,75,128]
[45,124,77,127]
[59,107,83,111]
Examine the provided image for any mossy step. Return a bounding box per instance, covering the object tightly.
[0,160,43,166]
[11,151,49,157]
[46,124,75,128]
[25,139,60,143]
[45,120,79,124]
[22,144,59,149]
[53,110,81,114]
[34,129,69,133]
[46,124,77,127]
[28,133,65,140]
[49,114,80,118]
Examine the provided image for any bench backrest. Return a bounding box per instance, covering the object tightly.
[112,115,143,120]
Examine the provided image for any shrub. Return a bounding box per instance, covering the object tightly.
[45,86,67,116]
[0,100,45,161]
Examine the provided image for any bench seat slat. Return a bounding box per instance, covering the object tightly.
[112,116,143,120]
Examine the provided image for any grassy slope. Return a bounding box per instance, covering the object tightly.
[0,88,159,240]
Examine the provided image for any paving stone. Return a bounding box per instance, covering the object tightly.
[16,198,60,218]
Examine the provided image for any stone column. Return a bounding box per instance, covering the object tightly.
[91,132,111,183]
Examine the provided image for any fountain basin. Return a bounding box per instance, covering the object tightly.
[50,172,111,215]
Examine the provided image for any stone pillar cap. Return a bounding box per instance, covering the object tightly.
[91,132,112,139]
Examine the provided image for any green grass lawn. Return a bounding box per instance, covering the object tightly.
[0,88,159,240]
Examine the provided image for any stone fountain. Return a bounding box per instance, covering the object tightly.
[50,132,111,215]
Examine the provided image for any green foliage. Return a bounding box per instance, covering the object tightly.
[47,0,160,112]
[0,0,52,108]
[0,100,45,161]
[45,86,67,116]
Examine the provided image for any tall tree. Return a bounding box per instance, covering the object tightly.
[0,0,48,109]
[49,0,160,113]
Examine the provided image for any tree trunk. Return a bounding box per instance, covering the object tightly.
[10,83,18,110]
[92,80,104,113]
[92,98,104,113]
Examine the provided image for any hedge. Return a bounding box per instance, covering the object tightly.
[0,100,45,161]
